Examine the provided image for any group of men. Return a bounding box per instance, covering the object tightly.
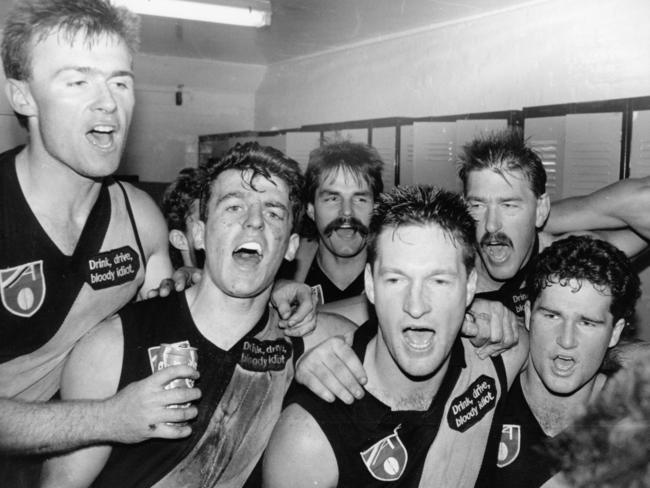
[1,0,649,487]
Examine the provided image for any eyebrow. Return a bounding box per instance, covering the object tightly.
[55,66,134,79]
[216,192,289,212]
[536,305,606,324]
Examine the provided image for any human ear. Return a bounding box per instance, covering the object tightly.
[364,263,375,305]
[5,80,36,118]
[283,234,300,261]
[168,230,190,251]
[535,193,551,228]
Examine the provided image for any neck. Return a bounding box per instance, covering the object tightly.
[520,367,605,437]
[185,277,271,351]
[364,335,449,411]
[15,146,103,255]
[316,245,366,290]
[475,257,506,293]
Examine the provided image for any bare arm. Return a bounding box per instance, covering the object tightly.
[546,177,650,244]
[41,317,200,487]
[262,404,338,488]
[120,183,175,299]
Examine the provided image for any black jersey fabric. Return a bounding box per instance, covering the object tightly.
[94,291,294,488]
[0,146,145,400]
[304,256,365,304]
[287,319,508,487]
[475,376,558,487]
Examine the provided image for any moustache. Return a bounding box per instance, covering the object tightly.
[480,232,513,248]
[323,216,369,237]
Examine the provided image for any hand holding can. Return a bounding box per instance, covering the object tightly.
[160,343,198,408]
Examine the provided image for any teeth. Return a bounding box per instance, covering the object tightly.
[92,125,114,133]
[403,328,434,350]
[554,356,575,372]
[235,242,262,254]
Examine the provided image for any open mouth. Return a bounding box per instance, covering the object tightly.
[232,242,263,265]
[553,355,575,374]
[482,242,511,263]
[334,226,358,239]
[86,125,117,150]
[403,327,435,350]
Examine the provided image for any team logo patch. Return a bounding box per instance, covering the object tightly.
[239,338,292,372]
[1,260,46,317]
[447,375,497,432]
[360,426,408,481]
[85,246,140,290]
[497,424,521,468]
[310,284,324,306]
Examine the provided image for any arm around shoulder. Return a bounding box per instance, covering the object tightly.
[262,403,338,488]
[40,316,125,487]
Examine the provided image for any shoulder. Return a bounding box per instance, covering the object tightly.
[60,314,124,400]
[499,328,530,387]
[263,403,338,488]
[113,181,168,247]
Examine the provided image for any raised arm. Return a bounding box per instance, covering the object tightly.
[546,177,650,239]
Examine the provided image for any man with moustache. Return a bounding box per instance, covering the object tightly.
[475,236,642,487]
[294,128,642,407]
[42,143,353,488]
[288,140,383,305]
[264,186,529,487]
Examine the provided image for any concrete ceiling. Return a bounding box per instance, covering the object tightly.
[0,0,545,65]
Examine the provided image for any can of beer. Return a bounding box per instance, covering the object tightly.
[160,343,198,406]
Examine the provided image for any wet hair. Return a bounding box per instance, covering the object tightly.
[366,185,477,273]
[528,235,641,324]
[161,167,204,270]
[200,142,304,232]
[549,355,650,488]
[458,128,547,197]
[161,167,204,233]
[2,0,140,81]
[304,139,384,204]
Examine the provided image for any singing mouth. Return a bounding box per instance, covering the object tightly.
[403,327,435,350]
[86,125,117,150]
[232,242,263,264]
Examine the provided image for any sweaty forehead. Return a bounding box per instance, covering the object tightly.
[212,169,287,199]
[465,168,534,197]
[318,166,370,192]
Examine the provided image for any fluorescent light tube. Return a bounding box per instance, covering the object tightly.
[113,0,271,27]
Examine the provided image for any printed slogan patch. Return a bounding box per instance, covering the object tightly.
[447,375,497,432]
[1,260,45,317]
[239,338,292,372]
[85,246,140,290]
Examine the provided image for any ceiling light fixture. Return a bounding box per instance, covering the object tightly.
[112,0,271,28]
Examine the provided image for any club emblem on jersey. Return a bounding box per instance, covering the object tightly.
[497,424,521,468]
[360,426,408,481]
[1,260,46,317]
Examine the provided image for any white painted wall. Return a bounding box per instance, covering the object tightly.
[122,54,265,182]
[255,0,650,129]
[0,53,265,183]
